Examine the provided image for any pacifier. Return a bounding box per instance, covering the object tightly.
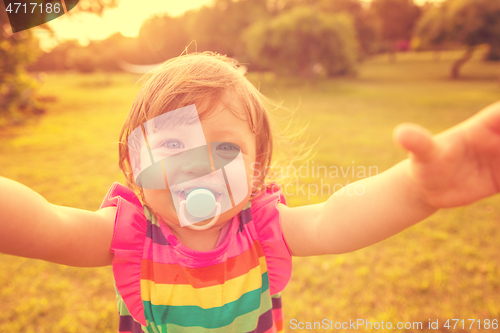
[179,188,222,230]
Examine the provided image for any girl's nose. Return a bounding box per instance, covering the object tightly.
[181,158,212,177]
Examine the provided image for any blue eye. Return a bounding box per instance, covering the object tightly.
[165,140,184,149]
[216,143,240,152]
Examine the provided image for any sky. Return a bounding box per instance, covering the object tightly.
[36,0,442,51]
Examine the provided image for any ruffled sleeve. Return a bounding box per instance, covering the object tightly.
[100,182,147,327]
[251,184,292,295]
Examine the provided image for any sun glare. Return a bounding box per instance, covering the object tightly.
[37,0,212,50]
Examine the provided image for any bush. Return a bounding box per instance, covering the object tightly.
[0,27,44,126]
[243,7,359,77]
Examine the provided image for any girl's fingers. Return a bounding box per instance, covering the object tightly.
[477,101,500,134]
[393,123,437,163]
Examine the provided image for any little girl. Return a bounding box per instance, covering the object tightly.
[1,52,500,333]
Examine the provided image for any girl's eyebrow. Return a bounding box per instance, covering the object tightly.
[215,130,238,138]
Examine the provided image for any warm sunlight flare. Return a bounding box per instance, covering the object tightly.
[37,0,212,50]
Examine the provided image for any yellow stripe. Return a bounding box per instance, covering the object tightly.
[141,257,267,309]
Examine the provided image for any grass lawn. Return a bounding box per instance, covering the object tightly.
[1,49,499,332]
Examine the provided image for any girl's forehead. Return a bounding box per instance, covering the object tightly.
[200,104,251,132]
[141,101,251,135]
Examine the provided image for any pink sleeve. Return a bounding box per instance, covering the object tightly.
[100,182,147,326]
[251,185,292,295]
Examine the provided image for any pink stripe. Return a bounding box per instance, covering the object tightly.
[143,225,258,267]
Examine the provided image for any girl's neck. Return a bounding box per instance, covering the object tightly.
[167,221,229,252]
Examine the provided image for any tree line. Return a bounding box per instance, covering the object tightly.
[28,0,500,78]
[27,0,413,76]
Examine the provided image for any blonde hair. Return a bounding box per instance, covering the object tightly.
[119,52,306,210]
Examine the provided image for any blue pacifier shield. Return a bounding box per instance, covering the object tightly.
[186,188,216,218]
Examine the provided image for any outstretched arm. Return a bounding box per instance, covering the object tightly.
[0,177,115,266]
[280,101,500,256]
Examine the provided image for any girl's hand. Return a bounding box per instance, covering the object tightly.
[394,101,500,209]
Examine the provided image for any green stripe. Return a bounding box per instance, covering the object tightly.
[161,289,272,332]
[115,287,132,317]
[143,272,270,329]
[116,294,131,317]
[144,206,160,227]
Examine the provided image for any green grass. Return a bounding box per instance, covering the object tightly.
[1,50,500,332]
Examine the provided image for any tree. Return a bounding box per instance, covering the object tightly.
[0,6,43,125]
[66,34,138,73]
[304,0,381,56]
[137,15,191,64]
[29,40,80,71]
[316,0,381,57]
[370,0,422,61]
[29,33,145,73]
[264,0,381,57]
[447,0,500,68]
[0,0,119,125]
[243,7,358,77]
[185,0,269,60]
[415,0,500,79]
[414,3,448,54]
[76,0,118,14]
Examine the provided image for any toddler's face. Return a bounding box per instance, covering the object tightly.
[132,102,257,229]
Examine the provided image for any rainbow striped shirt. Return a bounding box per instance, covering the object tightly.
[101,183,292,333]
